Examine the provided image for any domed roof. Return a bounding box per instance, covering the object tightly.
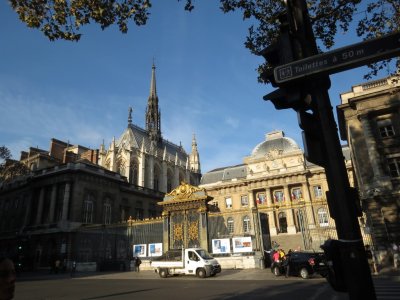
[251,131,300,159]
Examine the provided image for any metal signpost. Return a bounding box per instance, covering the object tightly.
[261,0,400,299]
[274,31,400,84]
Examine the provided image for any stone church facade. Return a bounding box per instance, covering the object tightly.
[0,64,201,270]
[98,64,201,193]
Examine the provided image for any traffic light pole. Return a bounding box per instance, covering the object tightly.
[262,1,397,296]
[312,80,376,299]
[286,1,376,299]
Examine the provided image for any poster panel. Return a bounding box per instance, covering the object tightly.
[133,244,147,257]
[212,238,231,254]
[232,237,252,253]
[148,243,163,257]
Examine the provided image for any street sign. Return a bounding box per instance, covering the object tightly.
[274,31,400,84]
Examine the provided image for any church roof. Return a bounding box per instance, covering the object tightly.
[117,123,188,162]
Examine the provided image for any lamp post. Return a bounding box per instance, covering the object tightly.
[128,216,133,260]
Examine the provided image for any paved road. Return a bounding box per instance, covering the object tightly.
[14,268,400,300]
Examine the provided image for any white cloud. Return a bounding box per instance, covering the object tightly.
[224,116,240,128]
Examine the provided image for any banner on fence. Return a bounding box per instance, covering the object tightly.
[232,237,252,253]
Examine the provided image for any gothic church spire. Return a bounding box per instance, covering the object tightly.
[189,134,201,173]
[146,63,161,142]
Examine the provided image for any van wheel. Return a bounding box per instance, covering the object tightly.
[300,268,309,279]
[197,268,206,278]
[273,266,280,276]
[159,269,168,278]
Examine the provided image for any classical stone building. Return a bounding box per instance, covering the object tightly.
[0,159,164,270]
[98,64,201,192]
[200,130,355,252]
[337,76,400,251]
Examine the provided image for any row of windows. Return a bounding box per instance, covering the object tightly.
[226,216,251,234]
[376,118,400,179]
[220,185,323,209]
[224,207,330,235]
[82,195,157,224]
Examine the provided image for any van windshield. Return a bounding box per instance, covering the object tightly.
[196,249,213,260]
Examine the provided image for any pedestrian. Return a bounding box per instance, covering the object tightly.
[70,260,76,277]
[272,250,280,263]
[282,255,290,278]
[282,253,291,278]
[135,256,141,272]
[365,245,378,275]
[0,256,16,300]
[391,242,399,269]
[55,259,60,274]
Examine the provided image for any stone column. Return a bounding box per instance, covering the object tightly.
[199,208,208,250]
[266,187,272,206]
[138,153,145,187]
[162,211,169,251]
[268,211,278,236]
[248,190,255,208]
[61,182,71,221]
[161,161,167,193]
[286,208,297,234]
[35,188,45,225]
[48,184,57,223]
[302,183,316,228]
[173,166,180,188]
[148,156,154,189]
[283,185,291,206]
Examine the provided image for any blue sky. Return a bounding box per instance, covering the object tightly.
[0,1,391,173]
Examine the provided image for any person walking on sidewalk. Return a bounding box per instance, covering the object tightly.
[391,242,399,269]
[134,257,141,272]
[70,261,76,277]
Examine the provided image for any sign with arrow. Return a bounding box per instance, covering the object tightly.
[274,31,400,84]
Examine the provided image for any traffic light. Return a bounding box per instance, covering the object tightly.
[259,12,314,112]
[298,110,327,166]
[264,86,314,111]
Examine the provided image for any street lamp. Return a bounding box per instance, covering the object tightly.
[127,216,133,260]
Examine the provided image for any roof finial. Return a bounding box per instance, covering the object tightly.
[128,107,133,126]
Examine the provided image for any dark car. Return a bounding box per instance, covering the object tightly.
[271,251,328,279]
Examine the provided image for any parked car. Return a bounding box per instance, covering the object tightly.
[271,251,328,279]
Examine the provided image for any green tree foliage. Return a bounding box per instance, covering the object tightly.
[220,0,399,81]
[0,146,29,182]
[9,0,400,80]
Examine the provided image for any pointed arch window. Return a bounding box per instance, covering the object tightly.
[117,157,126,176]
[167,177,173,193]
[104,202,111,225]
[130,163,138,185]
[154,174,159,191]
